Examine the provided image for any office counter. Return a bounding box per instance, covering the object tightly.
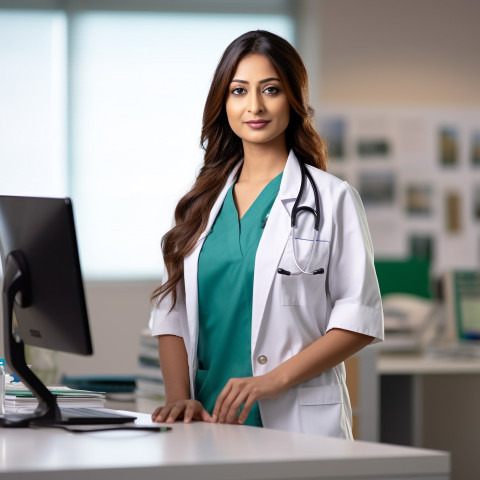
[378,353,480,480]
[0,412,449,480]
[378,352,480,375]
[377,352,480,445]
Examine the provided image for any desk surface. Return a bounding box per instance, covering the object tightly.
[0,412,449,480]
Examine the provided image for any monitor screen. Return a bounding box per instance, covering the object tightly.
[443,269,480,343]
[452,271,480,340]
[0,196,92,354]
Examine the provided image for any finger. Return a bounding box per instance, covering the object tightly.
[153,405,172,423]
[212,382,233,422]
[201,408,214,423]
[225,392,249,424]
[183,402,196,423]
[151,406,163,421]
[218,386,244,424]
[165,403,185,423]
[195,406,213,423]
[217,390,235,423]
[236,394,257,425]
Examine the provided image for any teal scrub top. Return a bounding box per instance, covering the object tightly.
[195,172,283,427]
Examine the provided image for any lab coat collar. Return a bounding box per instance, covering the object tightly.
[279,150,308,218]
[280,149,303,201]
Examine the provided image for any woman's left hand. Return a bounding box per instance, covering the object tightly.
[212,373,284,425]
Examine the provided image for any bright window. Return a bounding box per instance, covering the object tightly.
[0,11,67,198]
[71,12,294,279]
[0,7,294,279]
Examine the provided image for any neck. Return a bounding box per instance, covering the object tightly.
[240,140,288,183]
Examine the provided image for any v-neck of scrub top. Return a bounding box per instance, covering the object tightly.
[195,172,283,427]
[226,179,278,261]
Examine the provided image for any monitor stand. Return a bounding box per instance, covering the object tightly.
[1,251,62,427]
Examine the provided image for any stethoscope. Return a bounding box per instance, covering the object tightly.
[277,161,325,276]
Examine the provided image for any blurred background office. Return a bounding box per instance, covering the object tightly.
[1,1,479,478]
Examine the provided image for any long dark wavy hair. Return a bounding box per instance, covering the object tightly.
[152,30,328,308]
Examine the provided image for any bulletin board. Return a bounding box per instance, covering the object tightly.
[317,106,480,276]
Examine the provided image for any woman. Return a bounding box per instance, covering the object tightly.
[149,30,383,438]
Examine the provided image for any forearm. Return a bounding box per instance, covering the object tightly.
[271,328,374,392]
[157,334,190,402]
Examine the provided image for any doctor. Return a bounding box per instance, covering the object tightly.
[150,30,384,439]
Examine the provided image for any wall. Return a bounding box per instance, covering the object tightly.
[55,280,159,377]
[310,0,480,106]
[0,280,158,378]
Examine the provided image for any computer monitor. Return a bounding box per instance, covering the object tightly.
[0,196,97,427]
[444,270,480,341]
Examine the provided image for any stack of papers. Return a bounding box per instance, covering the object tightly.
[5,385,106,413]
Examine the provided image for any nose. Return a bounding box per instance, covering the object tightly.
[248,93,264,114]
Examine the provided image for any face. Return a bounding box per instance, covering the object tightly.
[225,53,290,149]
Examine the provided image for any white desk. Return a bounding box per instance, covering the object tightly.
[0,412,449,480]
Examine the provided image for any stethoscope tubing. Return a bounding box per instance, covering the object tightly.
[278,161,324,276]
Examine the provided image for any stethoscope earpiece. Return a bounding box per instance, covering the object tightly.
[277,267,324,276]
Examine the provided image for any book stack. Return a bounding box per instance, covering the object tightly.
[136,328,165,400]
[5,385,106,414]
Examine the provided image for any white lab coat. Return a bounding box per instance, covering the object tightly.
[150,150,384,438]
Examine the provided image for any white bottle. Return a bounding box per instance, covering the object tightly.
[0,362,5,415]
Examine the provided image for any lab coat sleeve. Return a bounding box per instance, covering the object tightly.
[326,181,384,343]
[149,267,187,339]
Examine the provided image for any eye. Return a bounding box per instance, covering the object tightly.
[231,86,247,95]
[263,85,280,95]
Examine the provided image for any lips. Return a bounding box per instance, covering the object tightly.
[245,120,270,129]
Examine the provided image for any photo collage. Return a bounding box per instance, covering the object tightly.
[317,107,480,275]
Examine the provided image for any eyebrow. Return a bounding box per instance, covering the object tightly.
[230,77,281,84]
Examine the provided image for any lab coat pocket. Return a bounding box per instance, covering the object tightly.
[279,238,330,306]
[298,384,343,437]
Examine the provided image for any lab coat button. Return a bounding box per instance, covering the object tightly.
[257,355,268,365]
